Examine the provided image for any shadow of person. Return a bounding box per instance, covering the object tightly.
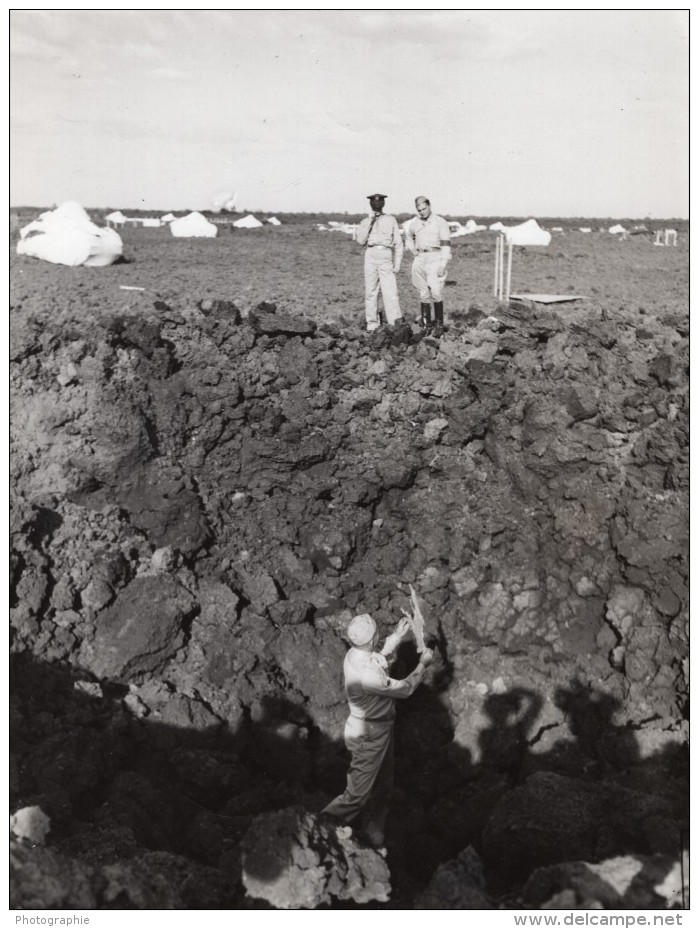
[478,687,542,779]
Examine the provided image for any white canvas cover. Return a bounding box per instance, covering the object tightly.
[105,210,127,224]
[609,224,626,234]
[489,221,508,232]
[169,212,218,238]
[267,216,282,226]
[142,218,161,228]
[505,219,551,246]
[233,214,264,229]
[161,213,176,222]
[17,201,123,267]
[463,219,486,234]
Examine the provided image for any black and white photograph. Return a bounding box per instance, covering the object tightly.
[9,9,689,917]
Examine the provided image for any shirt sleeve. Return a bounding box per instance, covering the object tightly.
[392,218,404,264]
[438,217,452,245]
[404,218,416,252]
[362,663,425,700]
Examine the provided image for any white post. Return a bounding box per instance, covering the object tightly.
[505,241,513,302]
[494,235,501,297]
[498,234,505,300]
[654,230,663,246]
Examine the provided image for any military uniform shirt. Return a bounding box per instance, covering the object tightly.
[405,213,451,251]
[356,213,404,255]
[343,649,424,723]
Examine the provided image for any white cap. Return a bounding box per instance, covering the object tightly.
[347,613,377,646]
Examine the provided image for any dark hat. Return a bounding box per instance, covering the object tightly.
[367,193,387,200]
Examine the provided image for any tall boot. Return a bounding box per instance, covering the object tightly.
[420,302,432,332]
[433,301,445,337]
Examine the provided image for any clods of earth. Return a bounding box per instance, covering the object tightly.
[10,219,688,909]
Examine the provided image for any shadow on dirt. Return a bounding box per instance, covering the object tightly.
[9,640,687,909]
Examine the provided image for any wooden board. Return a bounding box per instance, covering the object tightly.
[510,294,585,304]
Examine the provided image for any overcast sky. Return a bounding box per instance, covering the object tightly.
[10,10,689,217]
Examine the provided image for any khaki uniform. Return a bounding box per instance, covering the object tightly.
[356,213,404,330]
[322,646,425,839]
[405,213,452,301]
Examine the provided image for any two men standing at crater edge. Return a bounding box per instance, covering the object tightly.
[356,193,451,336]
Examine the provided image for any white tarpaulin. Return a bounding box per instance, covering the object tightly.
[169,211,218,238]
[17,201,123,267]
[505,219,551,246]
[161,213,176,222]
[489,221,508,232]
[609,224,626,234]
[267,216,282,226]
[105,210,127,225]
[233,214,264,229]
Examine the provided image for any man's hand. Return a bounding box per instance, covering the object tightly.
[393,264,401,274]
[419,647,434,668]
[395,616,412,639]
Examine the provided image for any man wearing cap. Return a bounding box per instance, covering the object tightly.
[322,612,433,847]
[355,194,404,332]
[404,196,452,335]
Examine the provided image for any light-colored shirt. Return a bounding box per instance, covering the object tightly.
[356,212,404,260]
[405,213,451,254]
[342,647,424,722]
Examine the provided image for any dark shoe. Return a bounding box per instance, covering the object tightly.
[420,302,432,333]
[431,325,444,338]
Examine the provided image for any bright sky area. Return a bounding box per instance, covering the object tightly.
[10,9,689,218]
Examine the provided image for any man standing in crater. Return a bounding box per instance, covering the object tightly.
[355,194,404,333]
[322,612,433,848]
[404,195,452,336]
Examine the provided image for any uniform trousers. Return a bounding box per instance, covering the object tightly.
[411,251,445,301]
[364,248,402,330]
[322,716,394,835]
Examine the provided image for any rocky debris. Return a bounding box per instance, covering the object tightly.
[241,807,391,908]
[78,575,196,680]
[523,853,688,909]
[415,846,494,909]
[10,839,241,909]
[10,840,97,909]
[248,306,317,337]
[10,805,51,845]
[482,771,676,879]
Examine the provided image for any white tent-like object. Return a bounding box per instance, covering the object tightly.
[463,219,487,234]
[233,214,264,229]
[17,201,123,267]
[495,218,583,303]
[489,221,508,232]
[609,224,626,234]
[142,217,161,228]
[267,216,282,226]
[504,218,552,246]
[161,213,176,223]
[105,210,127,227]
[170,212,218,238]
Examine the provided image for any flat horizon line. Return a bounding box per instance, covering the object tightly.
[9,205,689,224]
